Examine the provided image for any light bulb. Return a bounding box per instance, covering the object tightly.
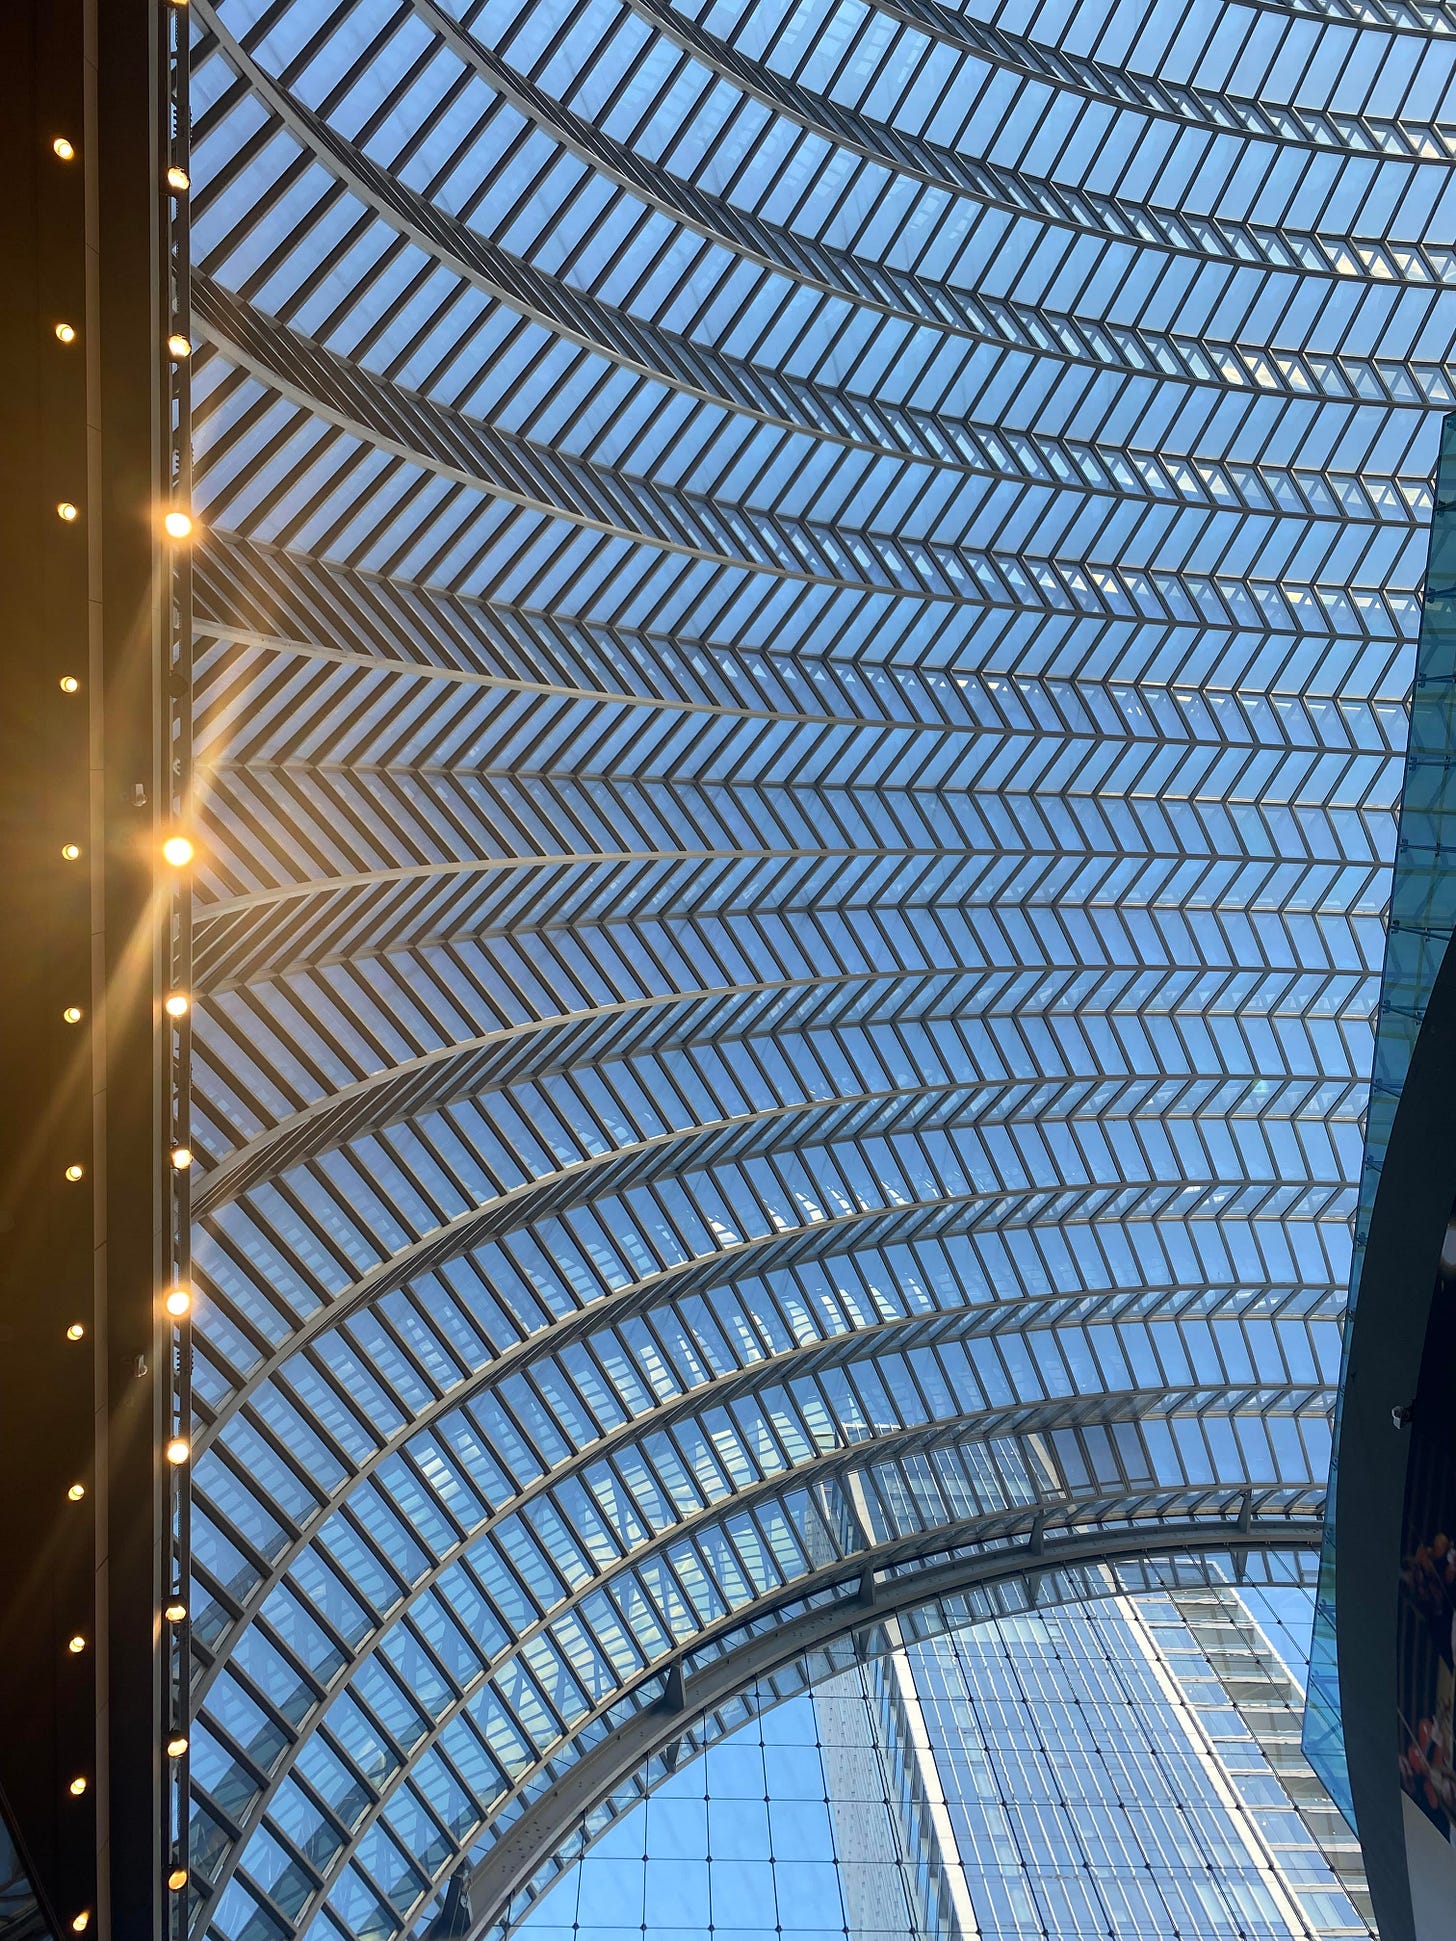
[170,1146,193,1170]
[166,1734,188,1757]
[166,333,192,358]
[57,501,78,522]
[165,1437,189,1466]
[55,322,76,344]
[168,1869,188,1891]
[53,137,75,161]
[164,1601,187,1623]
[59,675,79,692]
[164,993,189,1018]
[71,1916,89,1935]
[61,843,81,861]
[162,835,193,865]
[164,1287,191,1318]
[69,1777,86,1797]
[64,1164,84,1182]
[63,1005,83,1023]
[65,1323,85,1342]
[166,166,190,192]
[67,1635,86,1654]
[163,510,192,540]
[67,1483,85,1502]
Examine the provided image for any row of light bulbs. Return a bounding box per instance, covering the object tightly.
[160,11,199,1914]
[62,1288,195,1479]
[51,117,97,1939]
[51,138,195,538]
[53,81,200,1926]
[57,835,196,1193]
[57,498,194,538]
[56,834,193,867]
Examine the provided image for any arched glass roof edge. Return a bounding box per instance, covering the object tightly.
[462,1508,1321,1940]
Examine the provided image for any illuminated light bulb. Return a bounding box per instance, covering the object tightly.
[170,1146,193,1170]
[66,1483,85,1502]
[164,993,189,1018]
[55,322,76,344]
[69,1777,87,1797]
[65,1323,85,1342]
[164,1287,191,1319]
[161,835,193,866]
[68,1635,86,1654]
[163,510,192,540]
[165,1437,189,1466]
[166,166,190,192]
[57,501,78,522]
[63,1005,83,1023]
[71,1916,89,1935]
[59,674,79,693]
[165,1601,187,1623]
[166,1734,188,1757]
[52,137,75,161]
[61,842,81,861]
[64,1164,84,1182]
[166,333,192,358]
[168,1869,188,1891]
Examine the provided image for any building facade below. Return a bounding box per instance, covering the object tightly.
[525,1588,1370,1941]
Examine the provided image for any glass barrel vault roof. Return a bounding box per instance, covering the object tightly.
[176,0,1455,1934]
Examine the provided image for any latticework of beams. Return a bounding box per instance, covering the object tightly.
[176,0,1455,1935]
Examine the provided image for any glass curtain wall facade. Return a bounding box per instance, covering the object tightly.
[1303,412,1456,1819]
[176,0,1455,1935]
[519,1588,1372,1941]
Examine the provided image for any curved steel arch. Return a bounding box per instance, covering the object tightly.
[467,1508,1324,1937]
[191,1278,1338,1702]
[471,1530,1324,1938]
[174,0,1450,1936]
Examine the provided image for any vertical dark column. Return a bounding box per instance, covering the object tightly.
[0,1,163,1937]
[93,0,166,1937]
[0,1,107,1933]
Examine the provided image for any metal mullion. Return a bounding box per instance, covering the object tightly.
[456,493,559,607]
[393,483,500,594]
[391,1285,478,1398]
[295,0,422,123]
[194,110,314,250]
[198,1214,317,1341]
[232,413,363,547]
[376,55,482,198]
[209,1414,321,1545]
[234,173,366,319]
[231,979,351,1111]
[187,356,280,470]
[340,1234,452,1408]
[214,766,364,899]
[361,465,462,581]
[299,758,441,882]
[455,1392,547,1503]
[264,196,386,338]
[375,1605,472,1737]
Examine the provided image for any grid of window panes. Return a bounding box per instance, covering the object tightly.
[177,0,1456,1932]
[519,1590,1370,1941]
[520,1694,847,1941]
[885,1598,1371,1941]
[1304,411,1456,1817]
